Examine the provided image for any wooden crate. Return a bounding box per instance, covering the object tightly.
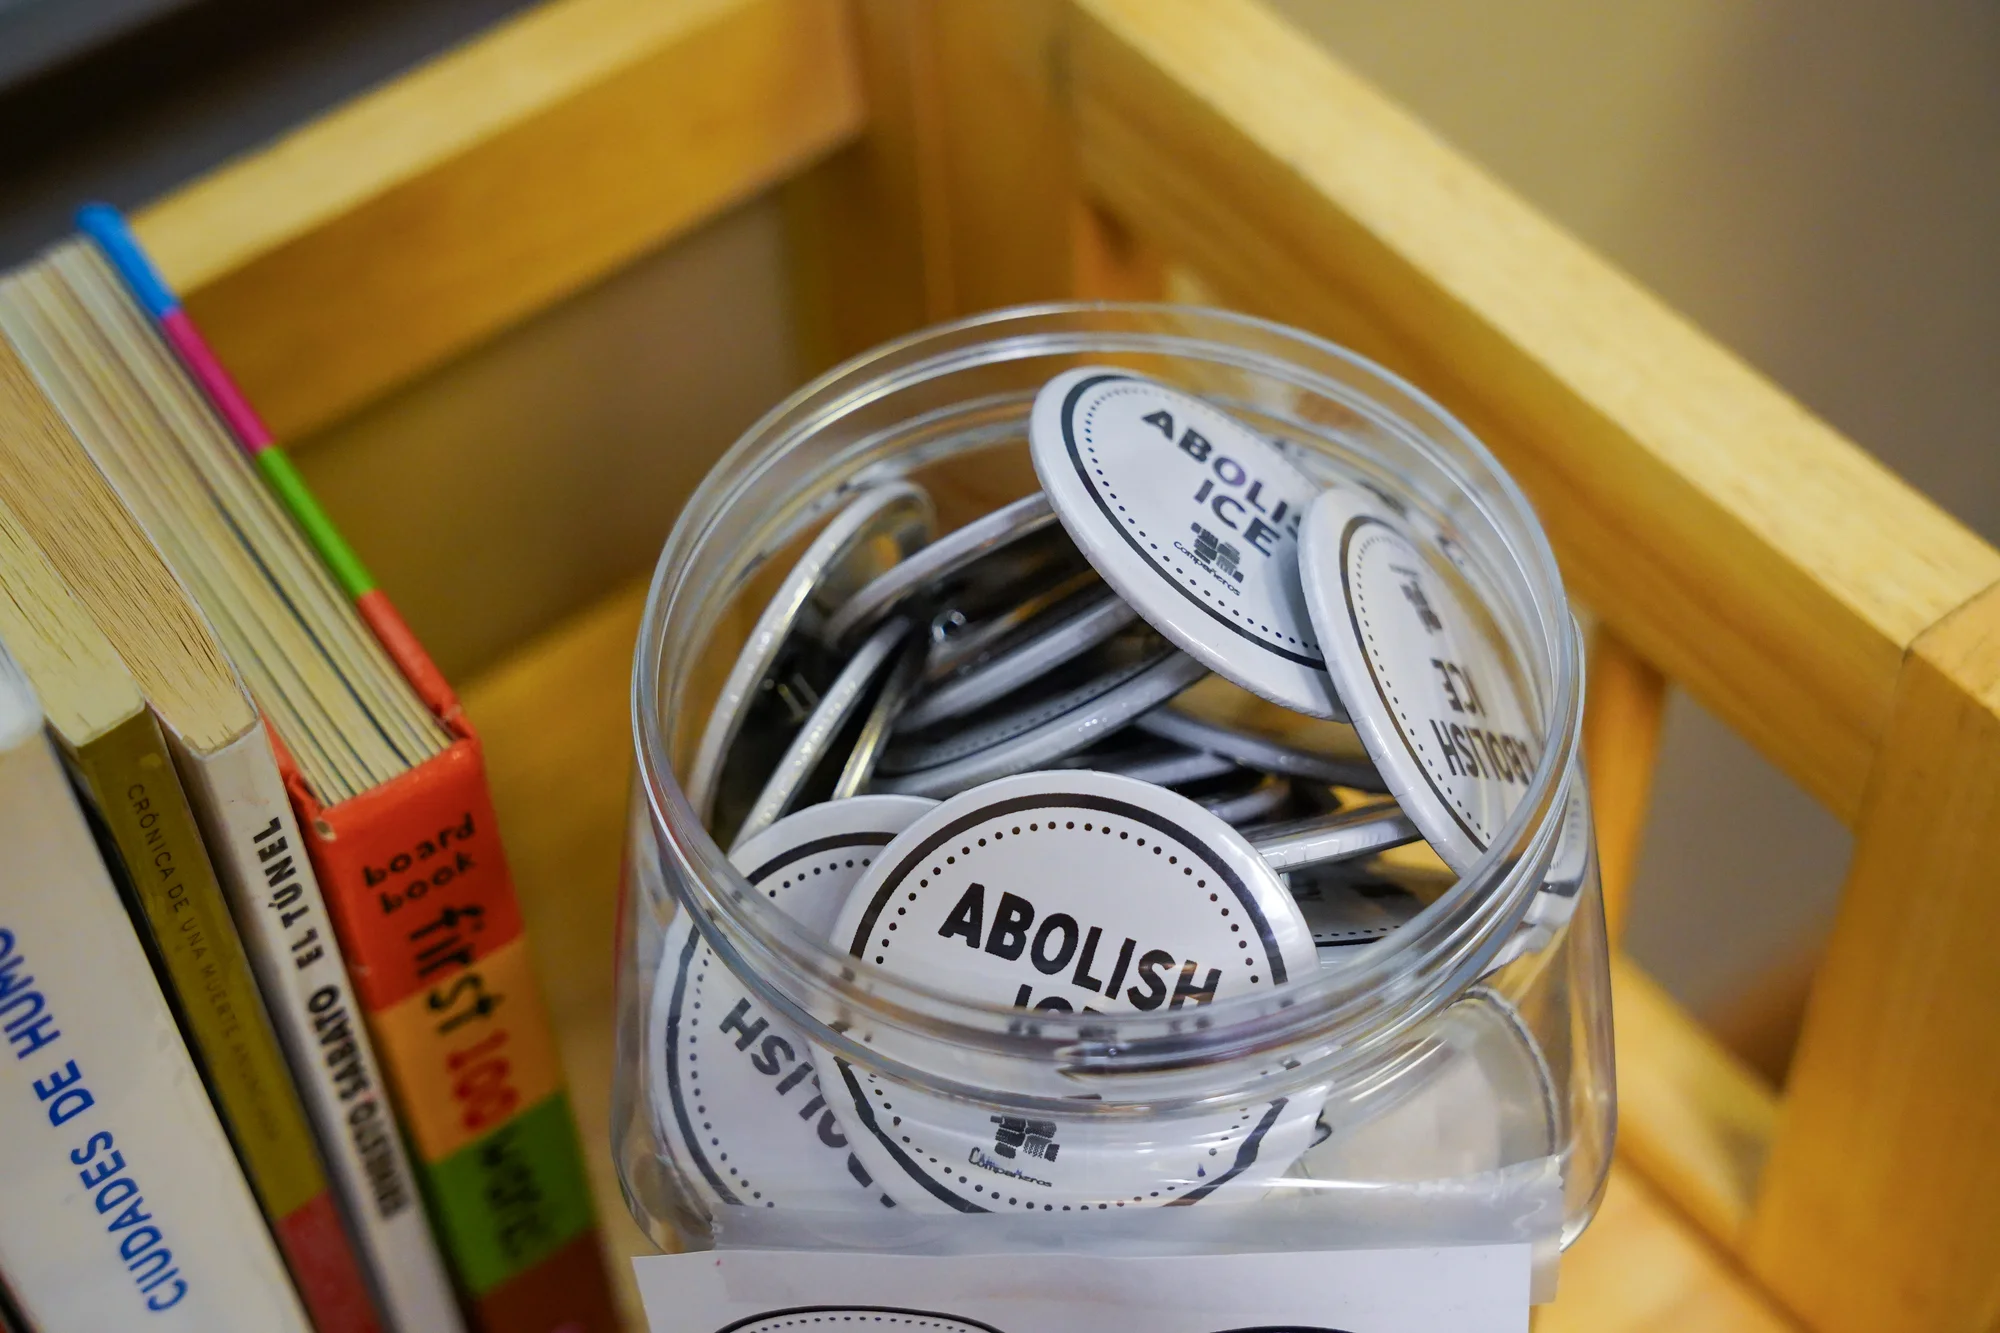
[128,1,2000,1329]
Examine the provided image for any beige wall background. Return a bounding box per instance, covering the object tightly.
[1271,0,2000,1072]
[286,0,2000,1075]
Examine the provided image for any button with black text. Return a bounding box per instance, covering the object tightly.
[1299,488,1541,872]
[1031,369,1343,719]
[650,796,935,1211]
[819,770,1323,1213]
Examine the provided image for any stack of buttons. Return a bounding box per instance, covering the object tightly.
[651,365,1587,1217]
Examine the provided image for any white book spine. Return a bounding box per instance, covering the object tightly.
[0,724,312,1332]
[174,727,465,1333]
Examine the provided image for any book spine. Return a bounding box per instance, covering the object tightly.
[74,712,383,1333]
[76,206,614,1331]
[0,725,312,1332]
[178,726,468,1333]
[292,737,618,1333]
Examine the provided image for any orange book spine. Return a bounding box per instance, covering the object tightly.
[281,727,617,1333]
[77,205,617,1331]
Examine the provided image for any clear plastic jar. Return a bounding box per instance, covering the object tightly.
[616,305,1613,1290]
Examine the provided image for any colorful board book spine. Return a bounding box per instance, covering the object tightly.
[80,208,618,1333]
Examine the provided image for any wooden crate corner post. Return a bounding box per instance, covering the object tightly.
[781,0,1171,377]
[1748,579,2000,1332]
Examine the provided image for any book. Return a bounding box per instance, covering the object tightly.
[0,624,310,1331]
[0,260,462,1333]
[176,739,469,1333]
[10,220,618,1333]
[0,336,386,1333]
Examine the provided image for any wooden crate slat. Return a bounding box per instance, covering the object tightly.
[1748,582,2000,1332]
[1537,1162,1795,1332]
[784,0,1089,373]
[1066,0,2000,824]
[133,0,864,442]
[782,0,952,373]
[1613,956,1778,1250]
[1583,624,1668,943]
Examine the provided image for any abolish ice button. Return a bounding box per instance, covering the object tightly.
[1029,368,1342,719]
[836,769,1314,1002]
[649,795,934,1211]
[1298,488,1541,872]
[819,770,1322,1213]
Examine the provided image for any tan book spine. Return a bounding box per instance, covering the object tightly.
[65,710,377,1333]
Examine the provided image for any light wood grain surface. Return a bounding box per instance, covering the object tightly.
[1748,581,2000,1333]
[1612,956,1777,1250]
[1537,1163,1797,1332]
[1068,0,2000,826]
[784,0,1086,373]
[782,0,947,374]
[133,0,862,442]
[1583,625,1667,943]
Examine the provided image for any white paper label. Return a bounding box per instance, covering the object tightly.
[635,1244,1532,1332]
[1031,369,1341,718]
[1299,490,1540,872]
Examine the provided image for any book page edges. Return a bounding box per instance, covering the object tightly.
[280,726,526,1014]
[355,588,460,722]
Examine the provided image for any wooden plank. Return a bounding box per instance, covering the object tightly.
[288,195,800,685]
[782,0,948,375]
[1613,956,1777,1250]
[462,577,654,1332]
[1537,1162,1796,1332]
[1748,582,2000,1332]
[1072,198,1169,302]
[785,0,1120,374]
[1068,0,2000,823]
[1584,625,1667,942]
[923,0,1084,313]
[133,0,863,441]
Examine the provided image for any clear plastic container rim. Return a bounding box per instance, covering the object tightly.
[631,301,1584,1112]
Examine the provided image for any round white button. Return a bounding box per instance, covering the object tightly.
[649,795,934,1211]
[722,1312,998,1333]
[875,627,1206,798]
[1298,488,1542,872]
[734,617,918,848]
[819,770,1322,1213]
[824,492,1063,649]
[1030,369,1341,718]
